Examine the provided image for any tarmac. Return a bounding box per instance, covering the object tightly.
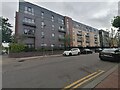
[1,55,120,89]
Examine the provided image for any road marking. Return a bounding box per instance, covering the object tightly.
[63,70,104,90]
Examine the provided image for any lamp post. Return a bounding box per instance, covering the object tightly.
[51,44,54,55]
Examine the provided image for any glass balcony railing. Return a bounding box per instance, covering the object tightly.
[23,21,36,28]
[58,28,66,33]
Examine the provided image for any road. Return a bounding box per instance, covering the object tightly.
[2,53,118,88]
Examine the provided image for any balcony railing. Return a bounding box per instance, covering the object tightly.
[23,34,35,38]
[86,40,90,43]
[77,32,82,36]
[58,36,65,41]
[58,28,66,33]
[86,34,90,37]
[94,41,98,44]
[77,39,82,42]
[23,22,36,28]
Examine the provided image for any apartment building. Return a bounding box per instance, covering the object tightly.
[72,21,100,47]
[15,1,100,49]
[99,30,109,47]
[15,1,65,49]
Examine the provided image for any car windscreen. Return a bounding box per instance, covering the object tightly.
[102,49,117,52]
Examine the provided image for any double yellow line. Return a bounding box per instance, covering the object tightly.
[63,70,104,90]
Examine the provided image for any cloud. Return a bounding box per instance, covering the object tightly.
[1,1,119,32]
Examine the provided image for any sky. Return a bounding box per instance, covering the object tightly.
[1,0,120,33]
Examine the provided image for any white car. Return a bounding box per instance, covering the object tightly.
[63,48,80,56]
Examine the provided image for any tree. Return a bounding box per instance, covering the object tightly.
[112,16,120,47]
[112,16,120,31]
[0,17,13,43]
[64,35,71,49]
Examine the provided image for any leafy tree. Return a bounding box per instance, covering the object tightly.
[112,16,120,47]
[0,17,13,43]
[64,35,71,49]
[112,16,120,31]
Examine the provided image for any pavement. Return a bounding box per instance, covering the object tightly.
[94,67,119,88]
[83,64,119,89]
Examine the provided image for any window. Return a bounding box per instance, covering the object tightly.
[52,33,55,37]
[24,6,34,15]
[41,11,44,16]
[52,25,54,28]
[41,32,44,35]
[24,29,35,35]
[24,29,28,34]
[23,17,35,24]
[26,44,34,48]
[31,19,35,24]
[41,32,44,38]
[62,19,64,24]
[41,21,45,28]
[59,26,64,31]
[41,11,44,18]
[51,44,55,47]
[52,15,54,22]
[41,21,44,26]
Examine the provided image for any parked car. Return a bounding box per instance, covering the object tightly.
[81,49,93,54]
[95,48,102,53]
[63,48,80,56]
[99,48,120,62]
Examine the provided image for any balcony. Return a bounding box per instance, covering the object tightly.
[94,36,98,39]
[23,22,36,28]
[86,40,90,43]
[58,36,65,41]
[23,34,35,38]
[94,41,98,44]
[86,34,90,37]
[77,38,82,42]
[58,28,66,33]
[77,33,82,36]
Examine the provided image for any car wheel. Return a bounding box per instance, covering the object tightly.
[99,57,104,61]
[69,53,72,56]
[78,52,80,55]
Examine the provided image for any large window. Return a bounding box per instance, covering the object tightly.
[24,6,34,15]
[23,17,35,24]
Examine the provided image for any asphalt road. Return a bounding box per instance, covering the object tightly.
[2,53,118,88]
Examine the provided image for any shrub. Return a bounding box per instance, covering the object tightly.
[9,43,25,53]
[24,46,36,52]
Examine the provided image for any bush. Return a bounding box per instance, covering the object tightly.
[9,43,25,53]
[24,46,36,52]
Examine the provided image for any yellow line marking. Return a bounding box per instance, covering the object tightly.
[72,70,104,89]
[63,70,104,90]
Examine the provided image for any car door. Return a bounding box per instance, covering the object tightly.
[71,49,76,55]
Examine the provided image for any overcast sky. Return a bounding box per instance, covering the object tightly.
[1,0,120,33]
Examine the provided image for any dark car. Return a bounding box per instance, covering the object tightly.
[99,48,120,62]
[95,48,102,53]
[81,49,93,54]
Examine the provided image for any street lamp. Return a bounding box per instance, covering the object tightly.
[51,44,54,55]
